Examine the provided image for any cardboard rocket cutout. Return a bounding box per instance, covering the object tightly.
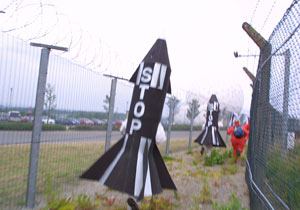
[80,39,176,200]
[194,94,226,147]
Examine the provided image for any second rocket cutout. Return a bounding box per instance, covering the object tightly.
[194,94,226,147]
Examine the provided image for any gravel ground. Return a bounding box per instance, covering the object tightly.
[34,147,250,210]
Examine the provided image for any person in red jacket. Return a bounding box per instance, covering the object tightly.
[243,120,250,141]
[227,119,248,162]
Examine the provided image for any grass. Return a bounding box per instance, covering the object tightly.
[0,138,195,207]
[0,142,106,206]
[212,194,247,210]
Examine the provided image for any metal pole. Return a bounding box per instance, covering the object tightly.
[166,99,173,156]
[26,48,50,208]
[188,103,195,150]
[9,87,13,110]
[282,49,290,154]
[26,43,67,208]
[105,78,117,152]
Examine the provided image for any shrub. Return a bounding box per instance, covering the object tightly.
[0,122,65,131]
[164,124,202,131]
[223,164,238,175]
[163,156,178,162]
[204,149,225,166]
[72,124,120,131]
[212,194,247,210]
[42,124,66,131]
[72,124,106,131]
[140,196,177,210]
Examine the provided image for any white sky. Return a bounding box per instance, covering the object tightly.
[0,0,294,114]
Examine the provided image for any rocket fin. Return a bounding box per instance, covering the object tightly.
[80,136,125,181]
[215,131,226,147]
[194,128,207,145]
[152,144,177,191]
[194,127,226,147]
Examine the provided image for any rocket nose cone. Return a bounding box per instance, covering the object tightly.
[142,39,171,68]
[209,94,218,103]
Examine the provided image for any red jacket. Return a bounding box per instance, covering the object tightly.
[243,122,250,140]
[227,121,248,153]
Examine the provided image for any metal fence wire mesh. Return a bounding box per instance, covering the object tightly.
[246,1,300,210]
[0,32,131,209]
[0,30,199,209]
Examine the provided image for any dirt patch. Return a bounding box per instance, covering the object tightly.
[35,146,250,209]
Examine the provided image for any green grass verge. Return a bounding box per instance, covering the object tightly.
[0,122,66,131]
[0,138,198,208]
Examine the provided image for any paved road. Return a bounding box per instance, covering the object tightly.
[0,130,227,145]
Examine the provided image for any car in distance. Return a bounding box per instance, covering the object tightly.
[42,116,55,124]
[8,111,22,122]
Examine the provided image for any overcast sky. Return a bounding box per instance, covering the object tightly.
[0,0,294,114]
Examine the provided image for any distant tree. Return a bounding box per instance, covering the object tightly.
[219,107,227,124]
[103,95,110,112]
[186,99,200,121]
[103,94,110,116]
[166,95,180,124]
[44,83,56,122]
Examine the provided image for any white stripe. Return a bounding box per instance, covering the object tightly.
[215,126,220,145]
[212,126,216,145]
[150,63,161,88]
[134,137,147,197]
[99,134,129,184]
[200,127,208,144]
[144,139,152,196]
[158,64,167,90]
[136,62,144,85]
[214,102,217,111]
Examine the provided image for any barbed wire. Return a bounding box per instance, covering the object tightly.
[0,0,257,114]
[260,0,277,32]
[0,0,131,78]
[250,0,261,25]
[246,0,280,75]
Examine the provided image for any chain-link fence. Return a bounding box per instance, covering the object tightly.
[0,32,135,209]
[246,1,300,209]
[0,30,243,209]
[0,32,191,210]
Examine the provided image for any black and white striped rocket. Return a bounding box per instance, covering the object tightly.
[80,39,176,200]
[194,94,226,147]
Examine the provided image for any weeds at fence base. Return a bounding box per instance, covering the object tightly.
[140,195,180,210]
[212,194,247,210]
[222,164,238,175]
[266,143,300,209]
[43,176,124,210]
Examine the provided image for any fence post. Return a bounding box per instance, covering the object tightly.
[166,99,173,156]
[26,43,67,208]
[282,49,291,154]
[188,103,195,151]
[105,78,117,152]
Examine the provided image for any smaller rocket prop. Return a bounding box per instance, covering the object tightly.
[194,94,226,147]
